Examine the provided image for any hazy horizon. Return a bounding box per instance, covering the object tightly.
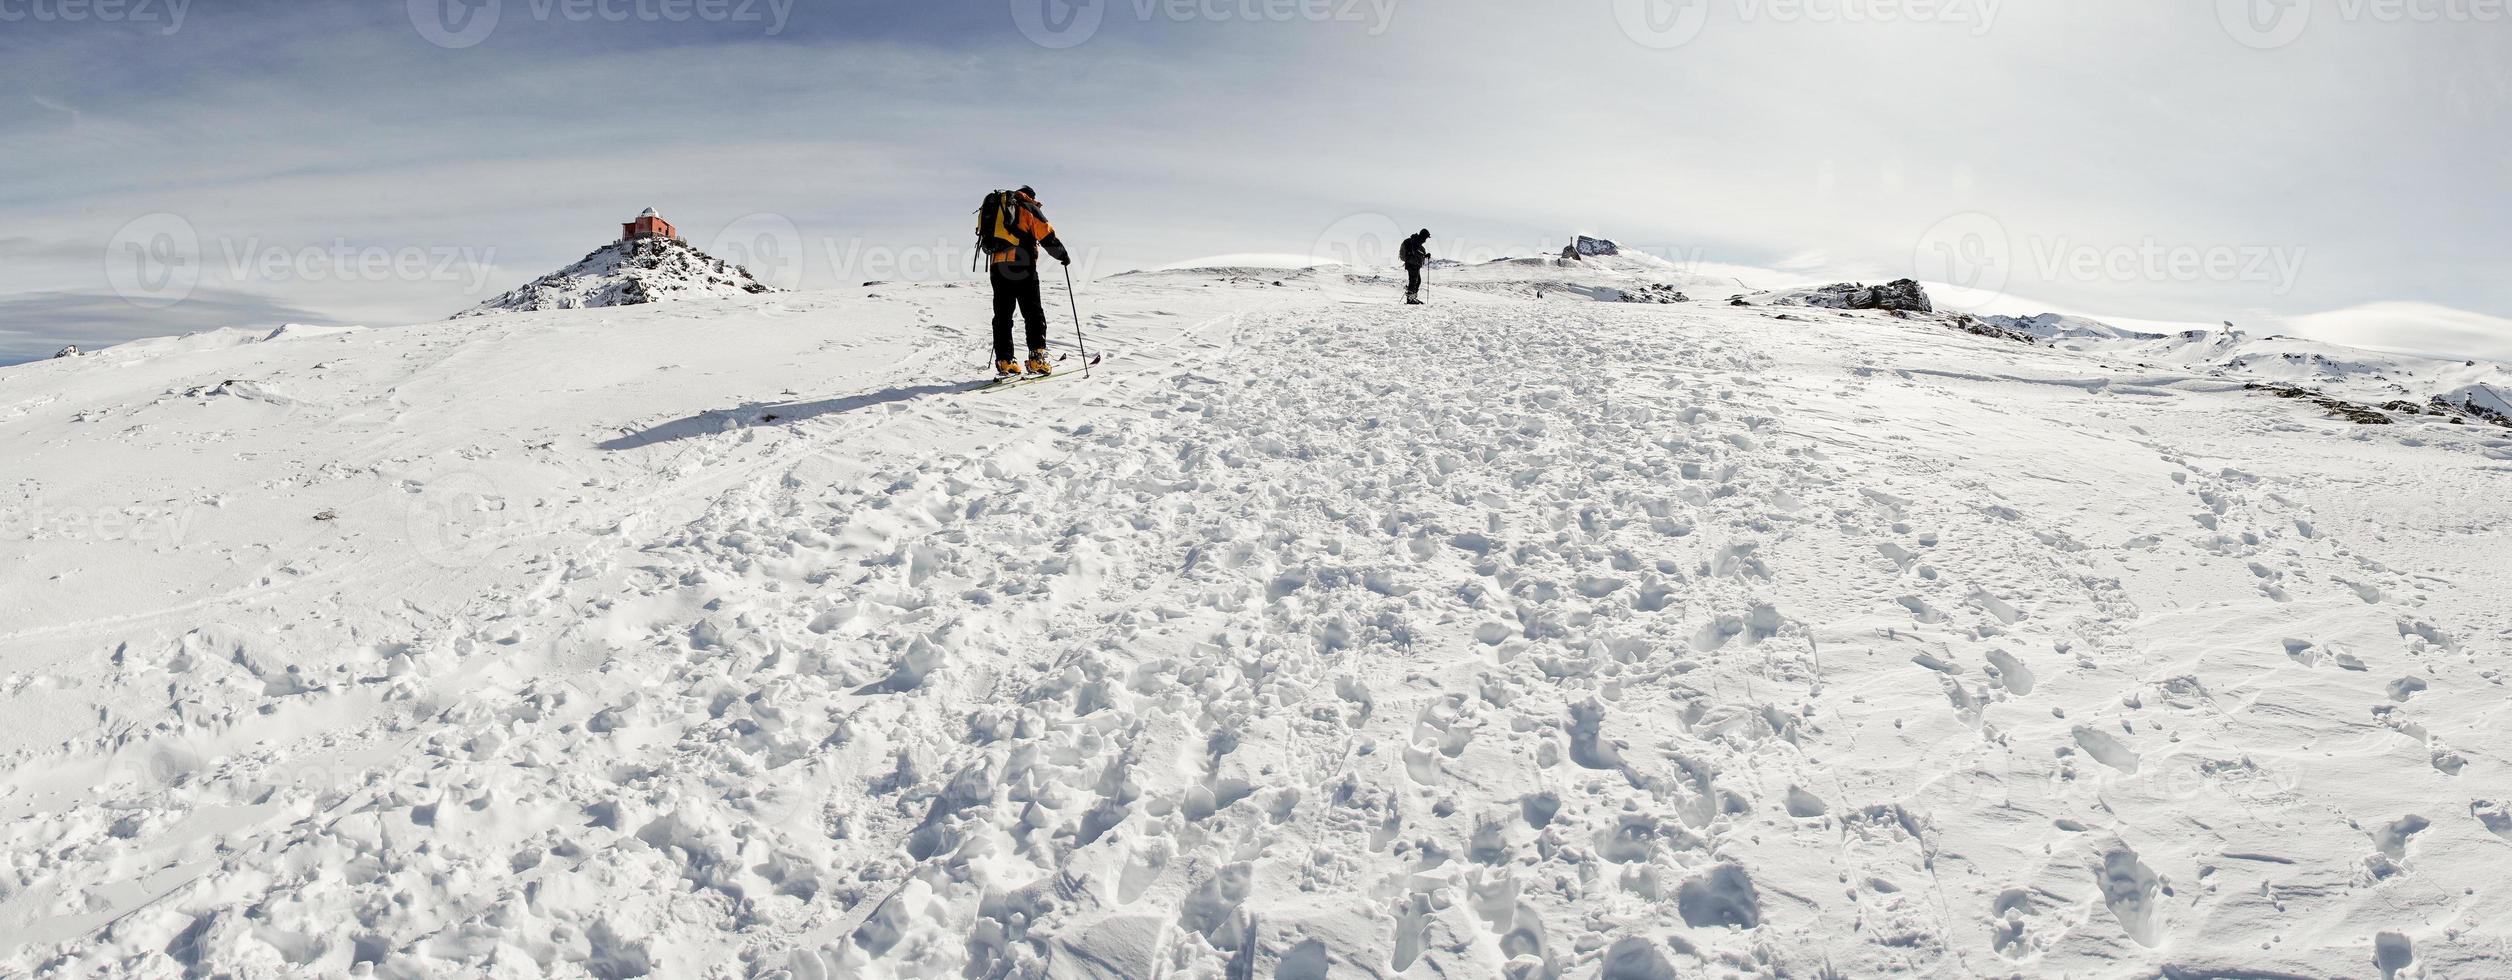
[5,0,2508,363]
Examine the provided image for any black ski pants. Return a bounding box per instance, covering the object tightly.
[991,262,1048,362]
[1405,262,1424,299]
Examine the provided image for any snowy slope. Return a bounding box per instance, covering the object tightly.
[2025,325,2512,426]
[2127,329,2512,419]
[4,267,2511,978]
[456,236,780,318]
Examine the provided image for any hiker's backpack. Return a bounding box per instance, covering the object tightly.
[975,191,1034,258]
[1401,235,1429,266]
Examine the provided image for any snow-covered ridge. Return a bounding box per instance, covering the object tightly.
[454,235,779,318]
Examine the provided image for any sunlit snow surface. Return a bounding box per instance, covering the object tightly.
[3,262,2508,977]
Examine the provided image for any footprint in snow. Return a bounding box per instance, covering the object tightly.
[2071,725,2142,774]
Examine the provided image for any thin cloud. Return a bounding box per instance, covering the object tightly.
[0,3,2502,357]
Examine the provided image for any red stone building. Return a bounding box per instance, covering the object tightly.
[622,208,678,242]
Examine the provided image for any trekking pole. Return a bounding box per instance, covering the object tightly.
[1063,263,1090,378]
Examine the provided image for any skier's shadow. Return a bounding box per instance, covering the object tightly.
[598,381,965,450]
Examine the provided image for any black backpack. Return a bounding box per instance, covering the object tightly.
[975,190,1036,257]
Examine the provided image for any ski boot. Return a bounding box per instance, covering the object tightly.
[995,359,1022,381]
[1025,351,1055,377]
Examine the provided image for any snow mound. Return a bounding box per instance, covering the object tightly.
[456,236,779,318]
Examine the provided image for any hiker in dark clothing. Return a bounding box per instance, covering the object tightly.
[980,186,1072,377]
[1400,229,1431,305]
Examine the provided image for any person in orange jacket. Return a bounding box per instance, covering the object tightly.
[981,186,1072,378]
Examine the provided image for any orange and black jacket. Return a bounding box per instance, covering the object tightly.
[988,195,1071,269]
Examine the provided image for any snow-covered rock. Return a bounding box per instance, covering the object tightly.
[1745,278,1934,312]
[51,345,82,358]
[1561,235,1621,259]
[2435,382,2512,424]
[455,235,778,318]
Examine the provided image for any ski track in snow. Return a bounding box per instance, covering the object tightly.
[3,270,2510,978]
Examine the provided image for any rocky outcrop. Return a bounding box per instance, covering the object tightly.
[1560,236,1622,260]
[1732,280,1933,313]
[1790,279,1932,312]
[1618,284,1690,304]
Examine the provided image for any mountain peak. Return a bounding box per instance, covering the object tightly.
[455,236,779,319]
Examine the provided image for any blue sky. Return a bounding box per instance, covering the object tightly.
[4,0,2508,363]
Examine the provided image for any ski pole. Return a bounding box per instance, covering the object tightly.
[1063,262,1090,378]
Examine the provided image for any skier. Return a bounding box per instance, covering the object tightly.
[978,186,1072,379]
[1400,229,1431,305]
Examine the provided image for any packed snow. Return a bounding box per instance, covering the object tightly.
[3,256,2509,978]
